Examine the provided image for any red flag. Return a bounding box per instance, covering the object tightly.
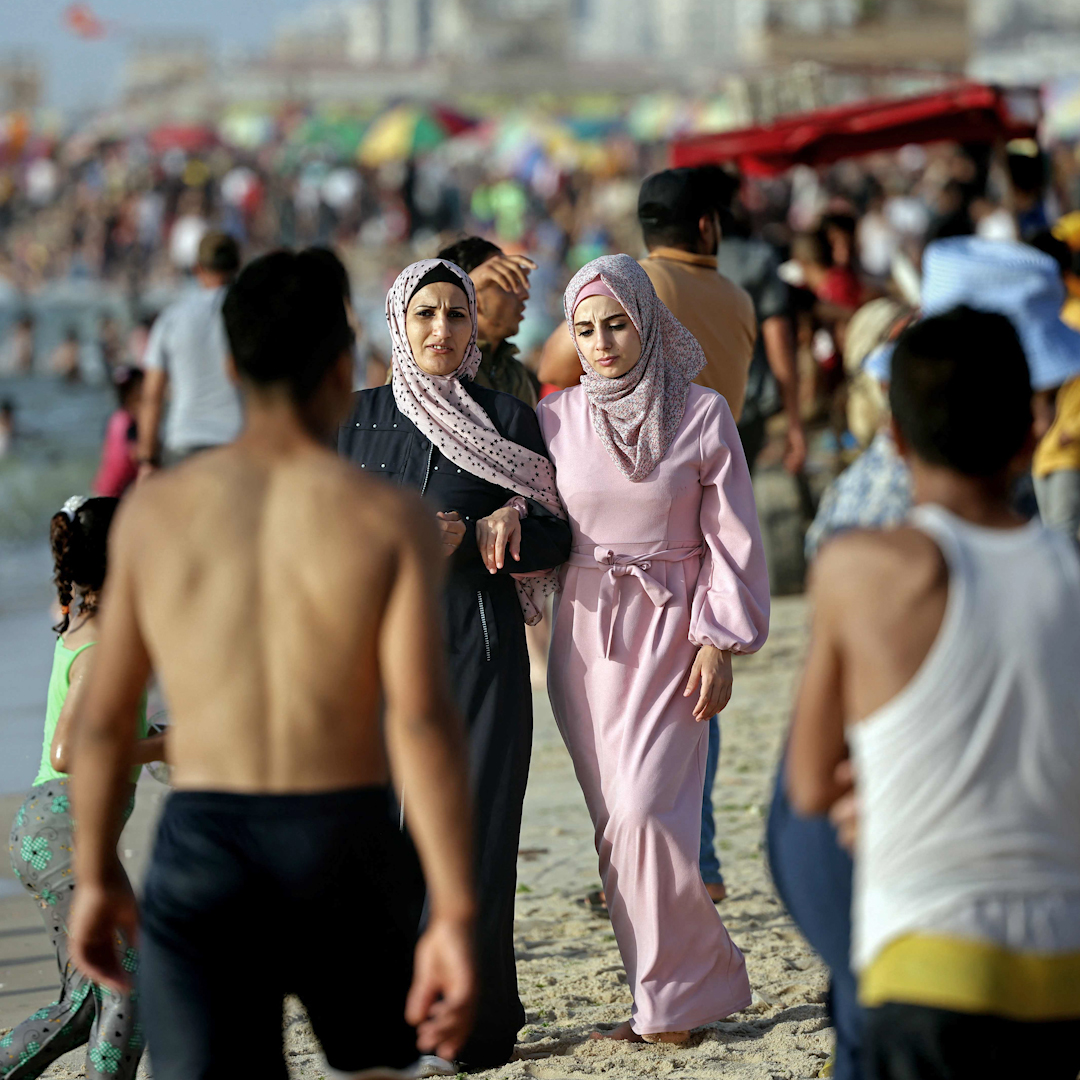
[63,3,107,39]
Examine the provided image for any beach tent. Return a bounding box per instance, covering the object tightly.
[669,83,1040,176]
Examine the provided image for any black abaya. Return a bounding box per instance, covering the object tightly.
[339,382,571,1066]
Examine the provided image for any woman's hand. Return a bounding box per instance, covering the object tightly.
[684,645,733,722]
[436,511,466,557]
[470,253,537,298]
[476,507,521,574]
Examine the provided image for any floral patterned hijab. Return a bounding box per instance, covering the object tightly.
[387,259,564,623]
[564,254,706,482]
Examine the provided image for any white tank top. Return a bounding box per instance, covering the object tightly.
[849,504,1080,972]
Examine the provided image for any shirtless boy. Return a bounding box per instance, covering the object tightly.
[67,250,476,1080]
[787,306,1080,1080]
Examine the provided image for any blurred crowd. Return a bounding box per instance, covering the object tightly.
[4,103,1080,502]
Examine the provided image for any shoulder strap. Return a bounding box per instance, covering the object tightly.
[64,640,97,662]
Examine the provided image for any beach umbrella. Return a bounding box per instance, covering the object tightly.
[627,94,691,142]
[219,110,277,151]
[1045,76,1080,141]
[289,111,369,159]
[148,124,215,154]
[357,104,476,166]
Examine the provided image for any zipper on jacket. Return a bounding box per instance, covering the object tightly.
[477,591,492,662]
[419,442,435,497]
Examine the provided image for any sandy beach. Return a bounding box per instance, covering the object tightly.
[1,594,828,1080]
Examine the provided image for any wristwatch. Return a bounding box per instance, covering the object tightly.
[506,496,529,520]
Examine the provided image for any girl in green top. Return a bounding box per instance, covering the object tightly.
[3,496,166,1080]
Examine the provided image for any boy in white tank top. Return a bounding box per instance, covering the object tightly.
[786,306,1080,1080]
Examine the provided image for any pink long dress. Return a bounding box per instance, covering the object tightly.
[537,382,770,1034]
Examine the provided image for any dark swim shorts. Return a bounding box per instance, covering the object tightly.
[138,785,425,1080]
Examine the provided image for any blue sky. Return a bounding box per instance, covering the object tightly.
[1,0,319,112]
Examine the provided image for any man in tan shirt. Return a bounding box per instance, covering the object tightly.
[538,168,756,420]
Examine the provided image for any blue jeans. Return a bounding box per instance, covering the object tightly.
[699,715,724,885]
[766,754,864,1080]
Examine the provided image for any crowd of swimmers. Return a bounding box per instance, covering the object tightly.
[3,167,1080,1080]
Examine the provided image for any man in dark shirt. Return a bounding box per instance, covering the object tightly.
[717,202,806,474]
[438,237,540,407]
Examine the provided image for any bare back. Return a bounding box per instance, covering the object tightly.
[120,443,439,792]
[821,526,950,724]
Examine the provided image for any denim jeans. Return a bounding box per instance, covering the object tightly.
[767,755,865,1080]
[699,715,724,885]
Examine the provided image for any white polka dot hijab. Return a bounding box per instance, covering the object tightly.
[386,258,565,624]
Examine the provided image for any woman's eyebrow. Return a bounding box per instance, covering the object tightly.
[574,313,626,328]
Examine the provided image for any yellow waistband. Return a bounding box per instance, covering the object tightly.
[860,935,1080,1020]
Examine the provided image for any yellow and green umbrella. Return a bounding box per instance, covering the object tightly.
[357,104,477,166]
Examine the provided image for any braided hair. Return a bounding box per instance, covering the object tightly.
[50,496,119,635]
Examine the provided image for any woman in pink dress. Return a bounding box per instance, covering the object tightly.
[537,254,770,1043]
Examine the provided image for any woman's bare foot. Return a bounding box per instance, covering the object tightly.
[590,1021,643,1042]
[641,1030,692,1045]
[705,882,727,903]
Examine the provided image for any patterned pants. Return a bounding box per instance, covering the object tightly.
[2,781,143,1080]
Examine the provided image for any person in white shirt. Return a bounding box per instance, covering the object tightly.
[137,232,243,473]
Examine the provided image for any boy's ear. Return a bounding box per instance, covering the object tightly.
[225,353,241,387]
[1011,416,1038,474]
[333,348,354,393]
[888,413,909,459]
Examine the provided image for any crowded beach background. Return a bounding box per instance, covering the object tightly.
[3,2,1080,1077]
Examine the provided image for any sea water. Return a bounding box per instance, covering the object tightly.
[0,374,114,794]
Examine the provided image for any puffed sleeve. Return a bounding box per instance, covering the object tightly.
[689,393,770,653]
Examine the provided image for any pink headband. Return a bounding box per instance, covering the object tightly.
[573,276,617,313]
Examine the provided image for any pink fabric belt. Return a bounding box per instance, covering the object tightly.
[567,545,704,659]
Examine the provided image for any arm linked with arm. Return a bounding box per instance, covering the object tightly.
[463,399,572,576]
[494,400,570,574]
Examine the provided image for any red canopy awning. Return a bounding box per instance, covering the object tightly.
[148,124,216,154]
[670,83,1041,176]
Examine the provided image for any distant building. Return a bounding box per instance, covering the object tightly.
[107,0,978,127]
[0,54,42,111]
[759,0,969,73]
[969,0,1080,84]
[122,35,212,106]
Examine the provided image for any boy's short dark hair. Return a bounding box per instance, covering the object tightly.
[223,250,354,404]
[890,306,1032,477]
[638,166,736,251]
[302,246,352,302]
[197,231,241,275]
[438,236,503,276]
